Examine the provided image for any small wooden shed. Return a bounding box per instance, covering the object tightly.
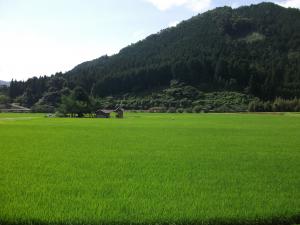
[95,107,124,118]
[95,109,113,118]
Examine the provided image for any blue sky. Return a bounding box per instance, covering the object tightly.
[0,0,299,81]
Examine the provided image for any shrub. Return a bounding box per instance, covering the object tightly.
[14,96,25,105]
[149,107,167,113]
[176,108,184,113]
[32,104,55,113]
[263,101,272,112]
[248,101,264,112]
[55,111,66,118]
[185,108,193,113]
[215,105,232,113]
[0,95,10,105]
[272,98,300,112]
[167,107,176,113]
[249,98,300,112]
[193,105,202,113]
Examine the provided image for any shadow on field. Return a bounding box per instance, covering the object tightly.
[1,214,300,225]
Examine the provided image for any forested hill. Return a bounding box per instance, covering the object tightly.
[64,2,300,99]
[6,2,300,110]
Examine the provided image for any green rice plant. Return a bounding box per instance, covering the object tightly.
[0,113,299,225]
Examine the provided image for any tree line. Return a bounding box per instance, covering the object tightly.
[4,3,300,114]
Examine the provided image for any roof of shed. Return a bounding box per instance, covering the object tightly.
[95,109,114,114]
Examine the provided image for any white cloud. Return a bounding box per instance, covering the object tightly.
[185,0,212,12]
[145,0,212,12]
[145,0,186,11]
[168,21,180,27]
[277,0,300,8]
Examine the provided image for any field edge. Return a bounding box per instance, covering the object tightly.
[1,214,299,225]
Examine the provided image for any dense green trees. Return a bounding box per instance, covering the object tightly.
[0,95,10,105]
[6,3,300,112]
[62,3,300,100]
[249,98,300,112]
[0,86,9,98]
[58,86,92,117]
[9,80,25,99]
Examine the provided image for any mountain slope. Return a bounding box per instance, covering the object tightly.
[64,2,300,100]
[0,80,9,86]
[7,2,300,110]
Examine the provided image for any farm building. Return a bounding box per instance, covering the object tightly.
[95,109,113,118]
[95,107,124,118]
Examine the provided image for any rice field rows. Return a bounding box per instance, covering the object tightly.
[0,113,299,225]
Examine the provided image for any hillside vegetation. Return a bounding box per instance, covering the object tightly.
[4,2,300,112]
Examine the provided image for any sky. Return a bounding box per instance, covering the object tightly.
[0,0,299,81]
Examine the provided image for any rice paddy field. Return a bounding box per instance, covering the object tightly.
[0,113,299,225]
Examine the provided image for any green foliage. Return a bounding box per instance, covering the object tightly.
[243,32,265,43]
[272,98,300,112]
[58,86,92,117]
[176,108,184,113]
[167,107,176,113]
[148,107,167,113]
[0,95,10,105]
[48,76,67,92]
[13,95,25,105]
[9,80,25,99]
[193,105,203,113]
[249,98,300,112]
[8,3,300,108]
[248,100,264,112]
[0,85,9,96]
[184,107,193,113]
[31,104,55,113]
[107,87,254,113]
[63,3,300,100]
[73,86,90,103]
[0,113,299,225]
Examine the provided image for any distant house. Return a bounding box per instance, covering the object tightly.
[95,107,124,118]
